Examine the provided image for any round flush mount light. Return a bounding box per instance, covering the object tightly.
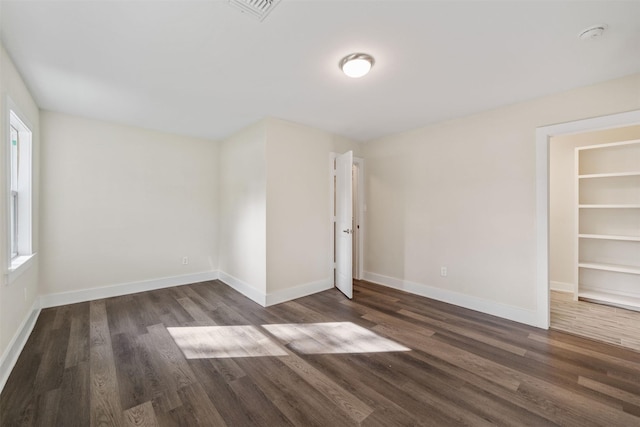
[578,24,607,41]
[339,53,375,78]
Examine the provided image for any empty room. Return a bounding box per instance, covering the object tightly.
[1,1,640,426]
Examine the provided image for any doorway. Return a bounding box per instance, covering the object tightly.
[352,160,364,280]
[548,124,640,351]
[535,109,640,333]
[330,153,365,297]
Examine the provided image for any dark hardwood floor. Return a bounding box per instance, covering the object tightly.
[2,279,640,426]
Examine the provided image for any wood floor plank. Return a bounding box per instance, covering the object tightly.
[578,375,640,408]
[90,300,124,427]
[401,378,496,427]
[176,297,215,324]
[303,353,437,426]
[136,326,196,394]
[402,344,588,426]
[33,325,69,393]
[2,279,640,426]
[276,353,374,423]
[33,388,61,427]
[149,389,182,417]
[187,359,254,426]
[56,361,91,427]
[398,307,528,356]
[181,285,220,312]
[228,375,295,426]
[65,304,90,369]
[175,382,227,427]
[453,384,555,426]
[269,300,331,324]
[236,352,355,427]
[429,334,640,426]
[123,401,159,427]
[0,348,41,425]
[112,332,150,411]
[108,296,150,337]
[527,332,640,371]
[132,333,169,402]
[326,358,464,426]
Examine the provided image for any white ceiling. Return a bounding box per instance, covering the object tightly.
[1,1,639,142]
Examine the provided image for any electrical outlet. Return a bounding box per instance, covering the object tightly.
[440,267,447,277]
[182,257,189,265]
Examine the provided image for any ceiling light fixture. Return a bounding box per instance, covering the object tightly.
[578,24,607,41]
[339,53,375,78]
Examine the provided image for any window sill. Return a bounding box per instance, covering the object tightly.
[6,253,36,285]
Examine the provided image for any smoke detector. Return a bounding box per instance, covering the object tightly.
[578,24,607,41]
[228,0,281,21]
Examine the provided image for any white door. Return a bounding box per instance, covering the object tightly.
[335,151,353,298]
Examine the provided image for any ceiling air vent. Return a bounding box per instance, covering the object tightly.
[228,0,281,21]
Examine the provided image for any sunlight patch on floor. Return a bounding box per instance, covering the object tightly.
[167,325,287,359]
[168,322,411,359]
[263,322,411,354]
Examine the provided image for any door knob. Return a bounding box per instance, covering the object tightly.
[343,229,352,234]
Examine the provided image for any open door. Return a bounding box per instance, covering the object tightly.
[335,151,353,298]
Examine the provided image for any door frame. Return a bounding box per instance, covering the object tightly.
[329,153,365,284]
[535,109,640,329]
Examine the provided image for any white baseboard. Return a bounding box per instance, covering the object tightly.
[363,271,542,328]
[550,281,575,293]
[266,278,333,306]
[40,271,220,308]
[217,271,267,306]
[216,272,333,307]
[0,299,41,393]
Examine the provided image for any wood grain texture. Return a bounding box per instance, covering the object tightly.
[2,279,640,426]
[123,402,159,427]
[551,290,640,352]
[90,300,124,427]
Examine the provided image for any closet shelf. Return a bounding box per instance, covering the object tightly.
[578,262,640,275]
[579,171,640,179]
[579,204,640,209]
[579,234,640,242]
[578,290,640,312]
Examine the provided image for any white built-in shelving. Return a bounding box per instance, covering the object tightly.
[575,139,640,310]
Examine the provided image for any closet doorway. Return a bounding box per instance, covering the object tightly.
[548,124,640,351]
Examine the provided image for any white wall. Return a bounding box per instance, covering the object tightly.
[40,112,218,295]
[218,121,267,296]
[265,118,360,295]
[0,46,40,380]
[217,117,361,304]
[549,125,640,291]
[363,73,640,326]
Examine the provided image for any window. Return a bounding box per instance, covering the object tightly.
[7,104,33,280]
[10,122,19,258]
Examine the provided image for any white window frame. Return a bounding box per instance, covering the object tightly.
[5,97,35,285]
